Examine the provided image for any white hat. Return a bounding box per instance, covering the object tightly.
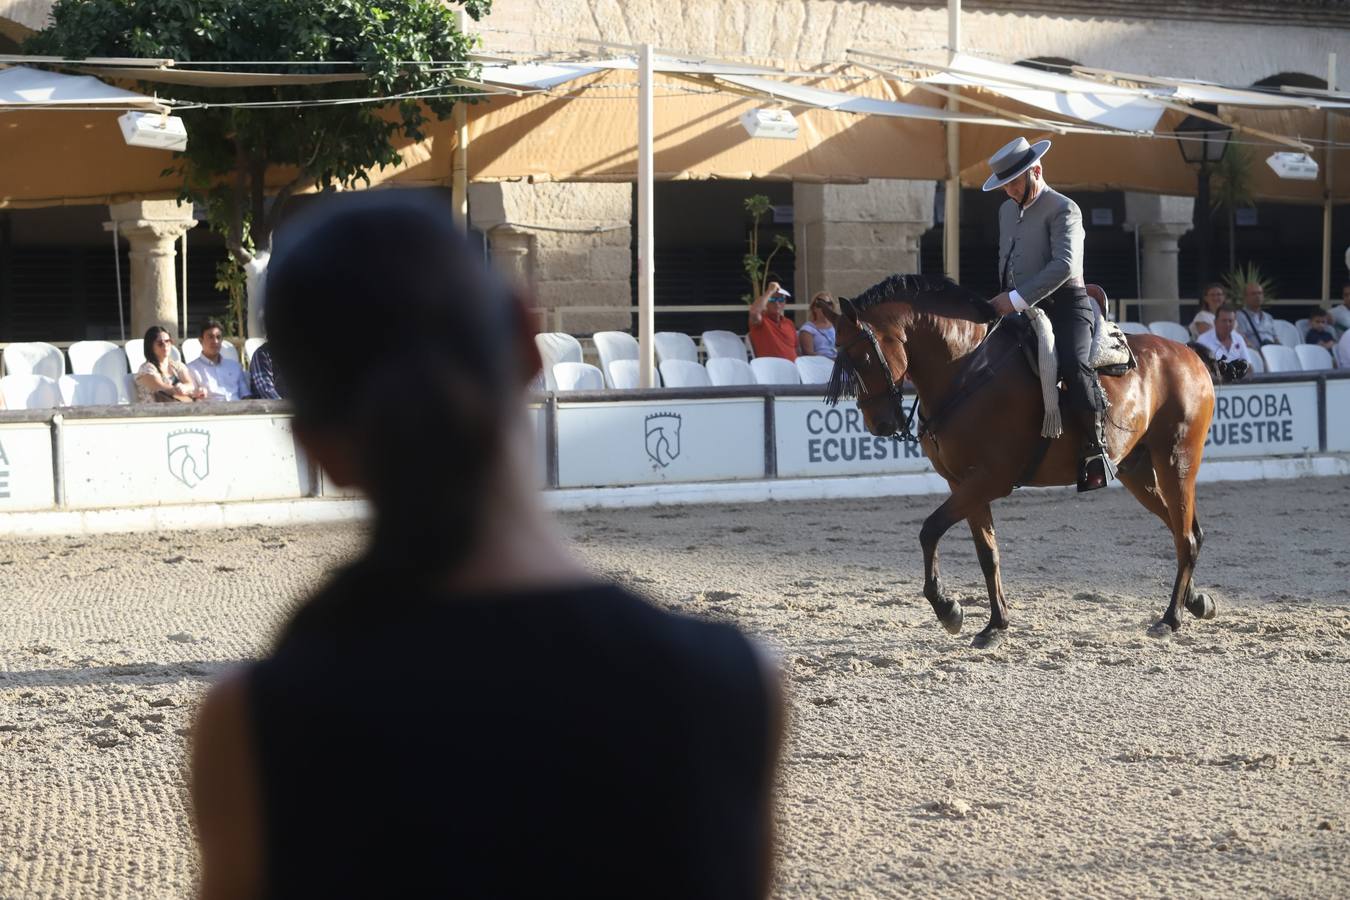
[982,137,1052,192]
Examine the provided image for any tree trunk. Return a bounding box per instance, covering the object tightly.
[1228,208,1236,271]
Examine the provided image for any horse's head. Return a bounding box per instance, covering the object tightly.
[822,297,911,438]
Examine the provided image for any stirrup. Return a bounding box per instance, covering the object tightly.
[1077,449,1111,493]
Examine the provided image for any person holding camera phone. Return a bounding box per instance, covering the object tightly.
[748,281,797,360]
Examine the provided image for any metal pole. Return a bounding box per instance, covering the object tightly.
[637,44,656,388]
[112,223,125,342]
[1322,52,1337,303]
[453,8,470,229]
[943,0,961,282]
[180,231,188,337]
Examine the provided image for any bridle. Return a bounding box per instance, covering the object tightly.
[836,316,920,443]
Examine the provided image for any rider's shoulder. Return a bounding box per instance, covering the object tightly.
[1041,186,1079,213]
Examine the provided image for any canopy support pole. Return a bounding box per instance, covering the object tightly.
[1322,52,1337,303]
[180,231,188,337]
[943,0,961,283]
[453,8,471,229]
[637,44,656,388]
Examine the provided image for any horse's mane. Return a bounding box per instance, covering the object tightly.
[824,273,998,405]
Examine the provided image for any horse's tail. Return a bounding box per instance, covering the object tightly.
[1187,341,1249,384]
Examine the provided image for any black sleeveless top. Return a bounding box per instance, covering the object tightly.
[247,561,775,899]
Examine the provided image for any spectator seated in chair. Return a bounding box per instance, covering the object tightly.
[1305,309,1338,351]
[1234,283,1277,348]
[134,327,204,403]
[1195,305,1252,368]
[797,293,838,359]
[1189,283,1227,339]
[1329,284,1350,338]
[188,320,253,401]
[248,341,285,400]
[747,281,796,361]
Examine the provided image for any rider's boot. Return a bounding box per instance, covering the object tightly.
[1076,408,1111,493]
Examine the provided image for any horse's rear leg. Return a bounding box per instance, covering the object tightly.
[1117,450,1213,630]
[967,503,1009,649]
[1146,443,1208,635]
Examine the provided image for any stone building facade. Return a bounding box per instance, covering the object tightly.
[2,1,1348,337]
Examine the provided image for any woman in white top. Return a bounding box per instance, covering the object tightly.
[798,292,838,359]
[1188,283,1227,339]
[134,326,205,403]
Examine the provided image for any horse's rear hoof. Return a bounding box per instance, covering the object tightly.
[935,600,964,636]
[971,625,1006,650]
[1187,592,1217,620]
[1146,620,1175,639]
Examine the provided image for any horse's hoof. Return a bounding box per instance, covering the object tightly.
[934,600,964,636]
[1187,592,1217,621]
[971,625,1006,650]
[1146,620,1176,639]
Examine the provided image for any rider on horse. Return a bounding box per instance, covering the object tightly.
[984,137,1110,492]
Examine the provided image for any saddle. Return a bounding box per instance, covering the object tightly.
[1018,284,1136,439]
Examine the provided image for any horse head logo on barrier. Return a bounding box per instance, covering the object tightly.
[645,412,682,468]
[167,428,211,488]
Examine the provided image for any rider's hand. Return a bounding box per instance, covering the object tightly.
[990,292,1016,317]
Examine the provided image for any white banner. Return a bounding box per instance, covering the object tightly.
[1205,382,1319,458]
[774,397,933,477]
[0,424,56,512]
[62,415,310,509]
[557,398,763,488]
[1327,379,1350,453]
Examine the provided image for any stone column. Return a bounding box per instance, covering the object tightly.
[793,179,935,301]
[1123,193,1193,324]
[105,200,198,338]
[469,182,632,334]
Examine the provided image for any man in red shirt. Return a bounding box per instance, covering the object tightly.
[748,281,797,360]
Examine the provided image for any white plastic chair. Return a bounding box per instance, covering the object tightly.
[592,331,639,388]
[67,340,129,379]
[1295,318,1311,338]
[706,357,756,386]
[795,355,836,384]
[1147,321,1190,343]
[1260,344,1301,373]
[654,331,699,365]
[552,362,605,391]
[534,333,583,391]
[1245,350,1265,375]
[1273,319,1302,348]
[659,359,712,387]
[607,359,659,389]
[125,338,181,371]
[58,373,119,407]
[1338,332,1350,368]
[1294,344,1334,371]
[702,329,750,362]
[119,373,137,404]
[750,357,801,385]
[180,338,203,364]
[0,374,61,409]
[244,337,266,366]
[2,342,65,379]
[1117,322,1150,336]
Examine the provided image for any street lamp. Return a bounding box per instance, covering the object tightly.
[1174,104,1232,294]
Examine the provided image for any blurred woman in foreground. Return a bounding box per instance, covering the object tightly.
[190,192,782,900]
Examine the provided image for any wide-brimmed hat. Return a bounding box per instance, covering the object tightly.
[982,137,1051,192]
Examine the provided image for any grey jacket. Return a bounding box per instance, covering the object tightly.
[997,185,1085,305]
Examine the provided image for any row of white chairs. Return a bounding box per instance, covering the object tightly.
[550,354,834,391]
[1118,320,1348,371]
[0,373,129,409]
[0,338,265,380]
[536,330,761,390]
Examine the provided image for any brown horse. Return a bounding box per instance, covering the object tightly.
[821,274,1217,647]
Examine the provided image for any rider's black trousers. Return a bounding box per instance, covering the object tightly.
[1044,286,1106,415]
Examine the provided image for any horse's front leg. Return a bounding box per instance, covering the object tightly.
[966,502,1009,649]
[920,493,966,635]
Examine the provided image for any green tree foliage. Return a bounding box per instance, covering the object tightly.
[1223,260,1275,303]
[27,0,490,263]
[741,194,792,302]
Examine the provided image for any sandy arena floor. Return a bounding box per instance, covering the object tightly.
[2,477,1348,898]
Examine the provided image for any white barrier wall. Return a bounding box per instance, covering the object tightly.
[1328,380,1350,453]
[0,424,56,512]
[1204,382,1320,458]
[775,397,932,478]
[556,398,764,488]
[61,415,310,510]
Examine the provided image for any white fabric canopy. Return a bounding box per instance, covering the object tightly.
[0,65,164,110]
[921,52,1168,133]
